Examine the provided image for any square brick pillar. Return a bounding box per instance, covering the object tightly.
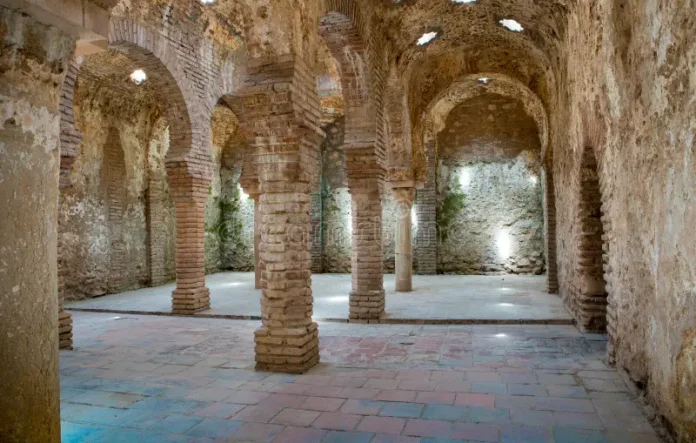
[167,172,211,314]
[346,149,386,321]
[231,55,324,373]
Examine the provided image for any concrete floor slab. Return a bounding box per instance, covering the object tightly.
[65,273,572,324]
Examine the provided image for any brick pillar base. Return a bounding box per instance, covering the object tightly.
[348,183,385,321]
[58,306,73,350]
[253,190,320,373]
[168,171,211,314]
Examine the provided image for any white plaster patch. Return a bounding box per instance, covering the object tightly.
[0,94,60,152]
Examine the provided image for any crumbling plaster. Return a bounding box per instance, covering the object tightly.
[0,7,74,441]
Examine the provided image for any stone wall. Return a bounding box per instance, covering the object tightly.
[436,154,545,274]
[435,93,545,275]
[204,106,255,273]
[553,2,696,439]
[58,66,176,300]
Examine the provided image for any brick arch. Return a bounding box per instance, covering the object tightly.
[421,73,549,151]
[108,18,211,177]
[417,73,555,291]
[319,3,389,320]
[319,11,378,151]
[217,95,258,197]
[384,67,413,183]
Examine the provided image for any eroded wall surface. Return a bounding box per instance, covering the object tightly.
[58,66,176,300]
[554,2,696,439]
[436,94,545,275]
[204,106,254,273]
[437,156,544,274]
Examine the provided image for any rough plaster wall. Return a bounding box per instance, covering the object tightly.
[146,118,176,286]
[437,155,544,275]
[552,1,696,439]
[436,94,545,275]
[59,77,173,300]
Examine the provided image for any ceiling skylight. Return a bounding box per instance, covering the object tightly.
[129,69,147,85]
[417,31,439,46]
[500,19,524,32]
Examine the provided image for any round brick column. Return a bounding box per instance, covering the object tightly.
[392,187,416,292]
[231,55,323,374]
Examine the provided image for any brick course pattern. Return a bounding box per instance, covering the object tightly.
[231,55,324,373]
[57,17,238,316]
[320,2,388,321]
[565,147,607,332]
[543,163,559,294]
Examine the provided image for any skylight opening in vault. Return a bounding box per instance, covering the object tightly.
[129,69,147,85]
[200,0,216,4]
[500,19,524,32]
[453,0,476,4]
[417,31,439,46]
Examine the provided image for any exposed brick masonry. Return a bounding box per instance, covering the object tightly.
[566,147,607,331]
[233,55,323,373]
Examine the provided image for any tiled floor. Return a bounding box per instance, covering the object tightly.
[60,312,661,442]
[65,273,571,323]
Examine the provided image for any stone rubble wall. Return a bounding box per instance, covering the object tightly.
[436,153,545,275]
[58,79,175,300]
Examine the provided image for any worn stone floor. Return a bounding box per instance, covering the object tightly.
[65,273,571,323]
[59,311,661,442]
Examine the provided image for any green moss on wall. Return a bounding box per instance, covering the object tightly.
[437,176,467,242]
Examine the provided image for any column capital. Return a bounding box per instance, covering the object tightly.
[391,186,416,206]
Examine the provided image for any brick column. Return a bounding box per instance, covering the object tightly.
[249,193,262,290]
[57,59,82,350]
[167,171,211,314]
[346,149,385,321]
[233,55,323,373]
[543,165,559,293]
[392,186,415,292]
